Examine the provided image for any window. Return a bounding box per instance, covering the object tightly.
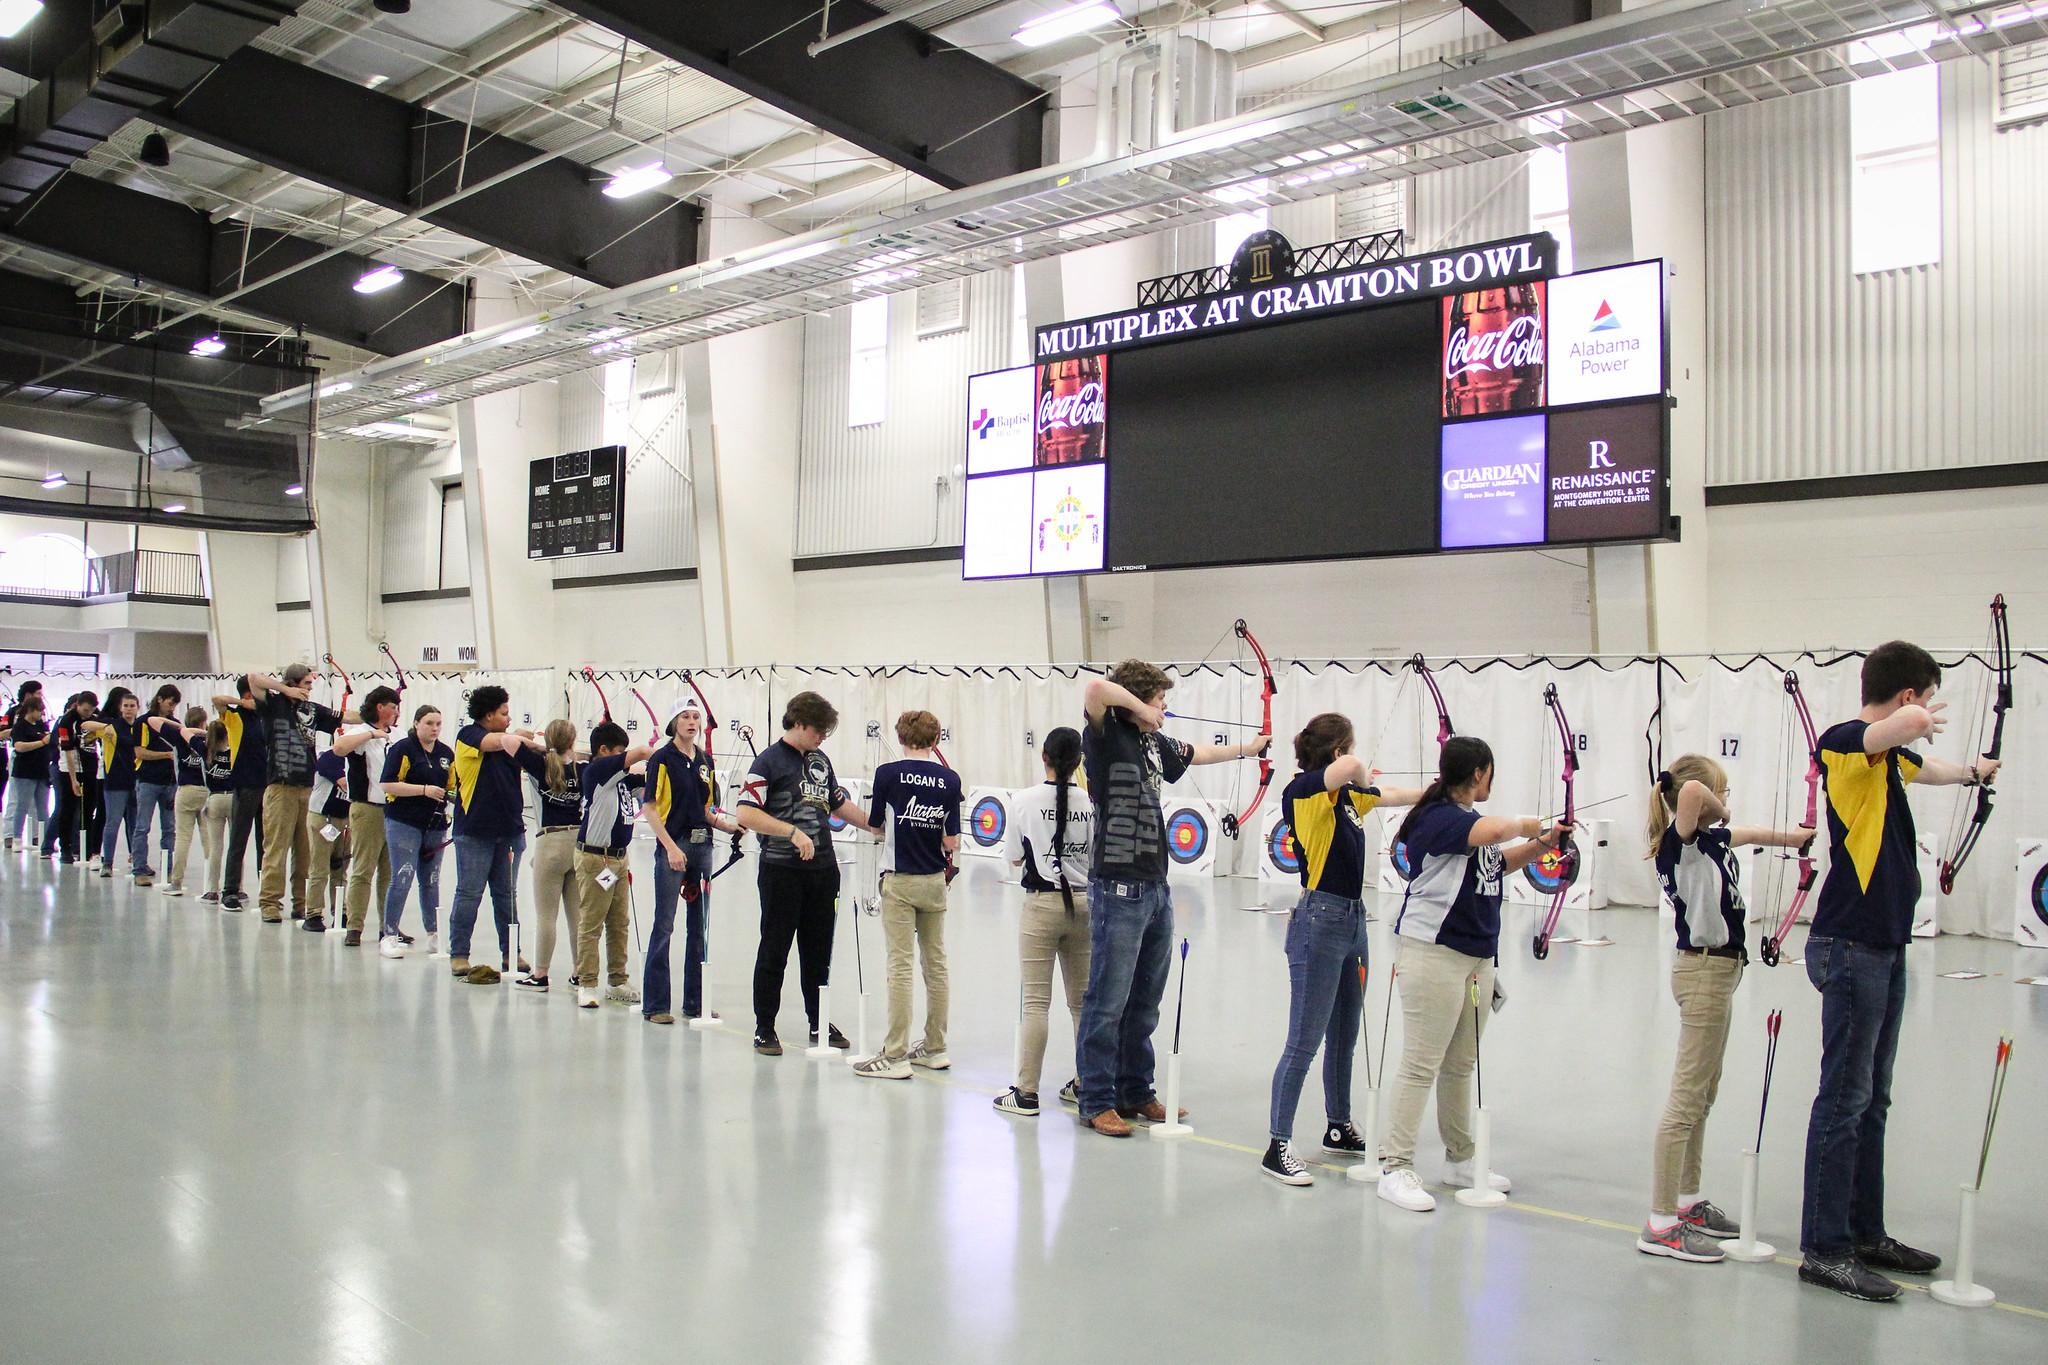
[1,649,100,675]
[0,532,94,598]
[1995,39,2048,130]
[1851,67,1941,274]
[848,295,889,428]
[1528,146,1574,275]
[438,482,469,590]
[1214,179,1270,267]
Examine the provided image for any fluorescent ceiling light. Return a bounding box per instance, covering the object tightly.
[41,472,67,490]
[603,161,674,199]
[318,380,353,397]
[494,323,545,346]
[754,239,836,272]
[410,391,441,403]
[191,335,227,357]
[353,264,404,294]
[1012,2,1119,47]
[365,74,389,88]
[163,502,187,514]
[0,1,44,42]
[284,483,305,497]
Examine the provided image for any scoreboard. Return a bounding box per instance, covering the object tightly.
[528,444,625,560]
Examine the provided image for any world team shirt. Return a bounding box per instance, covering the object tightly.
[869,758,962,876]
[1811,719,1925,947]
[1081,709,1193,885]
[739,740,848,869]
[1281,766,1382,899]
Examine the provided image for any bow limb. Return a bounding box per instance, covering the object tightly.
[1221,618,1276,839]
[1938,595,2012,895]
[629,687,661,742]
[1762,671,1821,965]
[583,666,612,724]
[1534,684,1581,960]
[323,653,352,718]
[378,641,406,696]
[708,722,760,881]
[1414,654,1454,748]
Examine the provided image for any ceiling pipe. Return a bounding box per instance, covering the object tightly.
[806,0,960,57]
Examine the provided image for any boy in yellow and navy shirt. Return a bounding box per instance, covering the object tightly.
[1797,641,2004,1303]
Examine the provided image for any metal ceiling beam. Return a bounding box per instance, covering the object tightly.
[0,174,469,353]
[549,0,1048,189]
[1459,0,1594,41]
[157,48,699,287]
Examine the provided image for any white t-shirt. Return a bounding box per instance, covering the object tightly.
[340,724,390,805]
[1004,780,1095,895]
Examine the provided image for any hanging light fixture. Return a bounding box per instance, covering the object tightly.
[139,132,171,168]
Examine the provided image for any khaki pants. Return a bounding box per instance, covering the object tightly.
[258,784,313,920]
[573,849,631,988]
[1381,937,1495,1170]
[880,871,950,1059]
[305,812,350,917]
[343,803,392,933]
[200,792,233,894]
[1017,888,1091,1094]
[169,786,210,890]
[1652,952,1743,1213]
[531,829,581,978]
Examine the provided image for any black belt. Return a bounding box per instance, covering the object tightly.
[578,843,627,858]
[1681,944,1746,961]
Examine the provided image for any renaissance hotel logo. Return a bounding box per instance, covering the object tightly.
[1546,261,1665,407]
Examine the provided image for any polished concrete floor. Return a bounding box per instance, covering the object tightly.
[3,842,2044,1364]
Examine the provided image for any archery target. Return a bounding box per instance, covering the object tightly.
[1165,801,1219,878]
[1508,818,1609,911]
[1376,809,1414,897]
[1911,836,1940,938]
[960,787,1010,859]
[828,779,867,837]
[1259,806,1299,883]
[2017,840,2048,950]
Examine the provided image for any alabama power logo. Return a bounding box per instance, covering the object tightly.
[1590,299,1621,331]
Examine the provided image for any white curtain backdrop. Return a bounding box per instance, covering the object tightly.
[14,649,2034,938]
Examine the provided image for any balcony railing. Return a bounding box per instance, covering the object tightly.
[86,550,208,601]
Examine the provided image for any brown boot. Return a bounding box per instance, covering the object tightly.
[1087,1110,1133,1138]
[1119,1100,1188,1125]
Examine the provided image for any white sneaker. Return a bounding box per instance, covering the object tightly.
[1444,1159,1512,1194]
[578,987,600,1010]
[1377,1166,1437,1212]
[161,884,184,897]
[607,984,641,1005]
[852,1053,913,1080]
[906,1042,950,1071]
[379,936,406,959]
[427,932,444,958]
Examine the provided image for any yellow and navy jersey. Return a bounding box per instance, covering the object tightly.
[380,734,453,829]
[1811,719,1925,947]
[92,716,144,791]
[451,723,543,838]
[646,742,714,842]
[1282,767,1382,899]
[220,704,268,789]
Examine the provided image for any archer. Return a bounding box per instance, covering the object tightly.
[1073,658,1267,1139]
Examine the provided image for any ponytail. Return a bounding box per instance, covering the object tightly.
[543,718,577,797]
[1646,754,1726,858]
[1292,712,1355,772]
[1043,726,1083,913]
[1396,735,1494,848]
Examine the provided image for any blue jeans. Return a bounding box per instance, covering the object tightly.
[4,775,41,842]
[1800,935,1907,1256]
[450,831,526,961]
[100,788,135,866]
[1268,889,1368,1140]
[131,780,176,874]
[647,841,714,1017]
[1075,878,1176,1117]
[382,817,445,938]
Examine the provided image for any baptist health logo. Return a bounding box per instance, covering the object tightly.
[971,407,1028,441]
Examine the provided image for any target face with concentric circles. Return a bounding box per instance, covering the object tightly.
[969,795,1007,848]
[1524,846,1575,895]
[1166,806,1211,865]
[1268,819,1299,875]
[2033,862,2048,930]
[1391,837,1415,881]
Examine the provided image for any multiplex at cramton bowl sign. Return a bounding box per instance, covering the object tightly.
[1033,233,1558,363]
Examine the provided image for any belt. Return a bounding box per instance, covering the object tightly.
[578,843,627,859]
[1680,944,1746,961]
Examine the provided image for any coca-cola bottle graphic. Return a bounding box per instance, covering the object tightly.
[1442,281,1546,417]
[1034,354,1108,466]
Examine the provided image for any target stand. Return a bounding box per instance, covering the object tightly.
[2015,839,2048,950]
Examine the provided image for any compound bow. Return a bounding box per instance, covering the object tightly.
[679,669,754,881]
[378,641,406,697]
[323,652,352,720]
[1938,594,2013,896]
[1383,654,1455,882]
[1532,683,1581,960]
[583,666,612,724]
[1760,670,1821,967]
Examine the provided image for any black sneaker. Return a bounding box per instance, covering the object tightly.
[994,1086,1040,1116]
[754,1032,783,1057]
[1798,1253,1901,1302]
[807,1025,851,1049]
[302,914,327,933]
[1322,1121,1370,1156]
[1058,1079,1080,1109]
[1857,1236,1941,1275]
[515,974,549,992]
[1262,1138,1314,1186]
[221,894,244,912]
[397,932,417,946]
[199,891,218,903]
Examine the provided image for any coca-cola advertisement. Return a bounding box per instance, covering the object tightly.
[1441,281,1546,418]
[1033,354,1108,466]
